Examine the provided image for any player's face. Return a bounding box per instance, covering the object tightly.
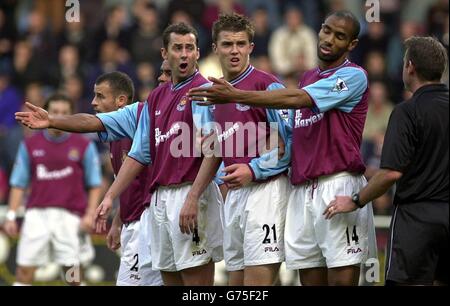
[213,31,254,80]
[162,33,199,84]
[91,82,122,113]
[317,16,358,63]
[157,60,172,85]
[48,100,72,116]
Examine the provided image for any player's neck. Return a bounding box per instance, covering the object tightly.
[172,69,197,86]
[224,63,250,81]
[47,129,64,138]
[318,56,348,71]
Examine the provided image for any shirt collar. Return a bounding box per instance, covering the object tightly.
[172,70,199,91]
[229,65,254,86]
[43,129,70,143]
[413,83,448,97]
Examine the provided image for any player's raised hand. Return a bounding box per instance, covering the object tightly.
[94,197,113,233]
[221,163,253,189]
[15,102,50,129]
[188,77,237,105]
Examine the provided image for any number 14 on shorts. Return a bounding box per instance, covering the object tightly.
[346,226,359,246]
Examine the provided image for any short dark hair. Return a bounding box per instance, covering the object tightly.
[95,71,134,104]
[44,93,74,112]
[404,36,448,82]
[326,10,360,40]
[162,22,199,49]
[212,13,255,43]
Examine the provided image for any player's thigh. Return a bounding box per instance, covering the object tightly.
[17,209,51,267]
[50,208,81,266]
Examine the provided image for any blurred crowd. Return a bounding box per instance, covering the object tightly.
[0,0,449,216]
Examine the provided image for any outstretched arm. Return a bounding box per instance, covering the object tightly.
[15,102,105,132]
[189,77,313,109]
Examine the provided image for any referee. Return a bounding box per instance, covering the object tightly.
[325,36,448,285]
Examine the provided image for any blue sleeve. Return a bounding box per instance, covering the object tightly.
[248,82,292,181]
[96,102,139,142]
[128,103,151,165]
[82,142,102,187]
[191,83,216,134]
[9,142,30,188]
[302,67,368,113]
[214,161,225,185]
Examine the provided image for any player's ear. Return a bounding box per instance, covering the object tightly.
[348,38,358,52]
[161,48,168,60]
[249,42,255,54]
[116,95,127,108]
[212,43,217,54]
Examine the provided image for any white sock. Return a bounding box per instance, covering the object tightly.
[13,282,31,286]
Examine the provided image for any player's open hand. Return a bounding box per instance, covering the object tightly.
[323,196,358,219]
[179,192,199,235]
[221,163,253,189]
[189,77,237,105]
[15,102,50,129]
[94,197,113,233]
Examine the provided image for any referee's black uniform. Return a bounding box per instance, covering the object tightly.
[380,84,449,285]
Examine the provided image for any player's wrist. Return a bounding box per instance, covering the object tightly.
[6,210,17,221]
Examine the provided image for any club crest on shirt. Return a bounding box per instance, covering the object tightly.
[236,103,250,111]
[177,96,188,111]
[332,77,349,93]
[68,148,80,161]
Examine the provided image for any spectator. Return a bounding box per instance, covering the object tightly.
[269,6,317,77]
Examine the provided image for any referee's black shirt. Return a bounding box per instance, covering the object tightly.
[380,84,449,205]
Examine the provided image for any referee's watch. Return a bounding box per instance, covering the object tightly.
[351,192,364,209]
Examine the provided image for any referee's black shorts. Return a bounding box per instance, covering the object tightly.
[385,201,449,285]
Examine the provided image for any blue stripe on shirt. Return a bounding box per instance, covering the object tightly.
[302,67,368,113]
[128,103,151,165]
[248,82,292,181]
[9,142,30,188]
[96,102,140,142]
[83,142,102,187]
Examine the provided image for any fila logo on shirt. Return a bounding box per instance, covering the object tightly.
[332,77,349,93]
[155,110,161,116]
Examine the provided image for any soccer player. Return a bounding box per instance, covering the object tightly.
[189,11,377,286]
[91,71,163,286]
[180,13,291,286]
[4,94,102,286]
[96,23,225,286]
[14,70,167,286]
